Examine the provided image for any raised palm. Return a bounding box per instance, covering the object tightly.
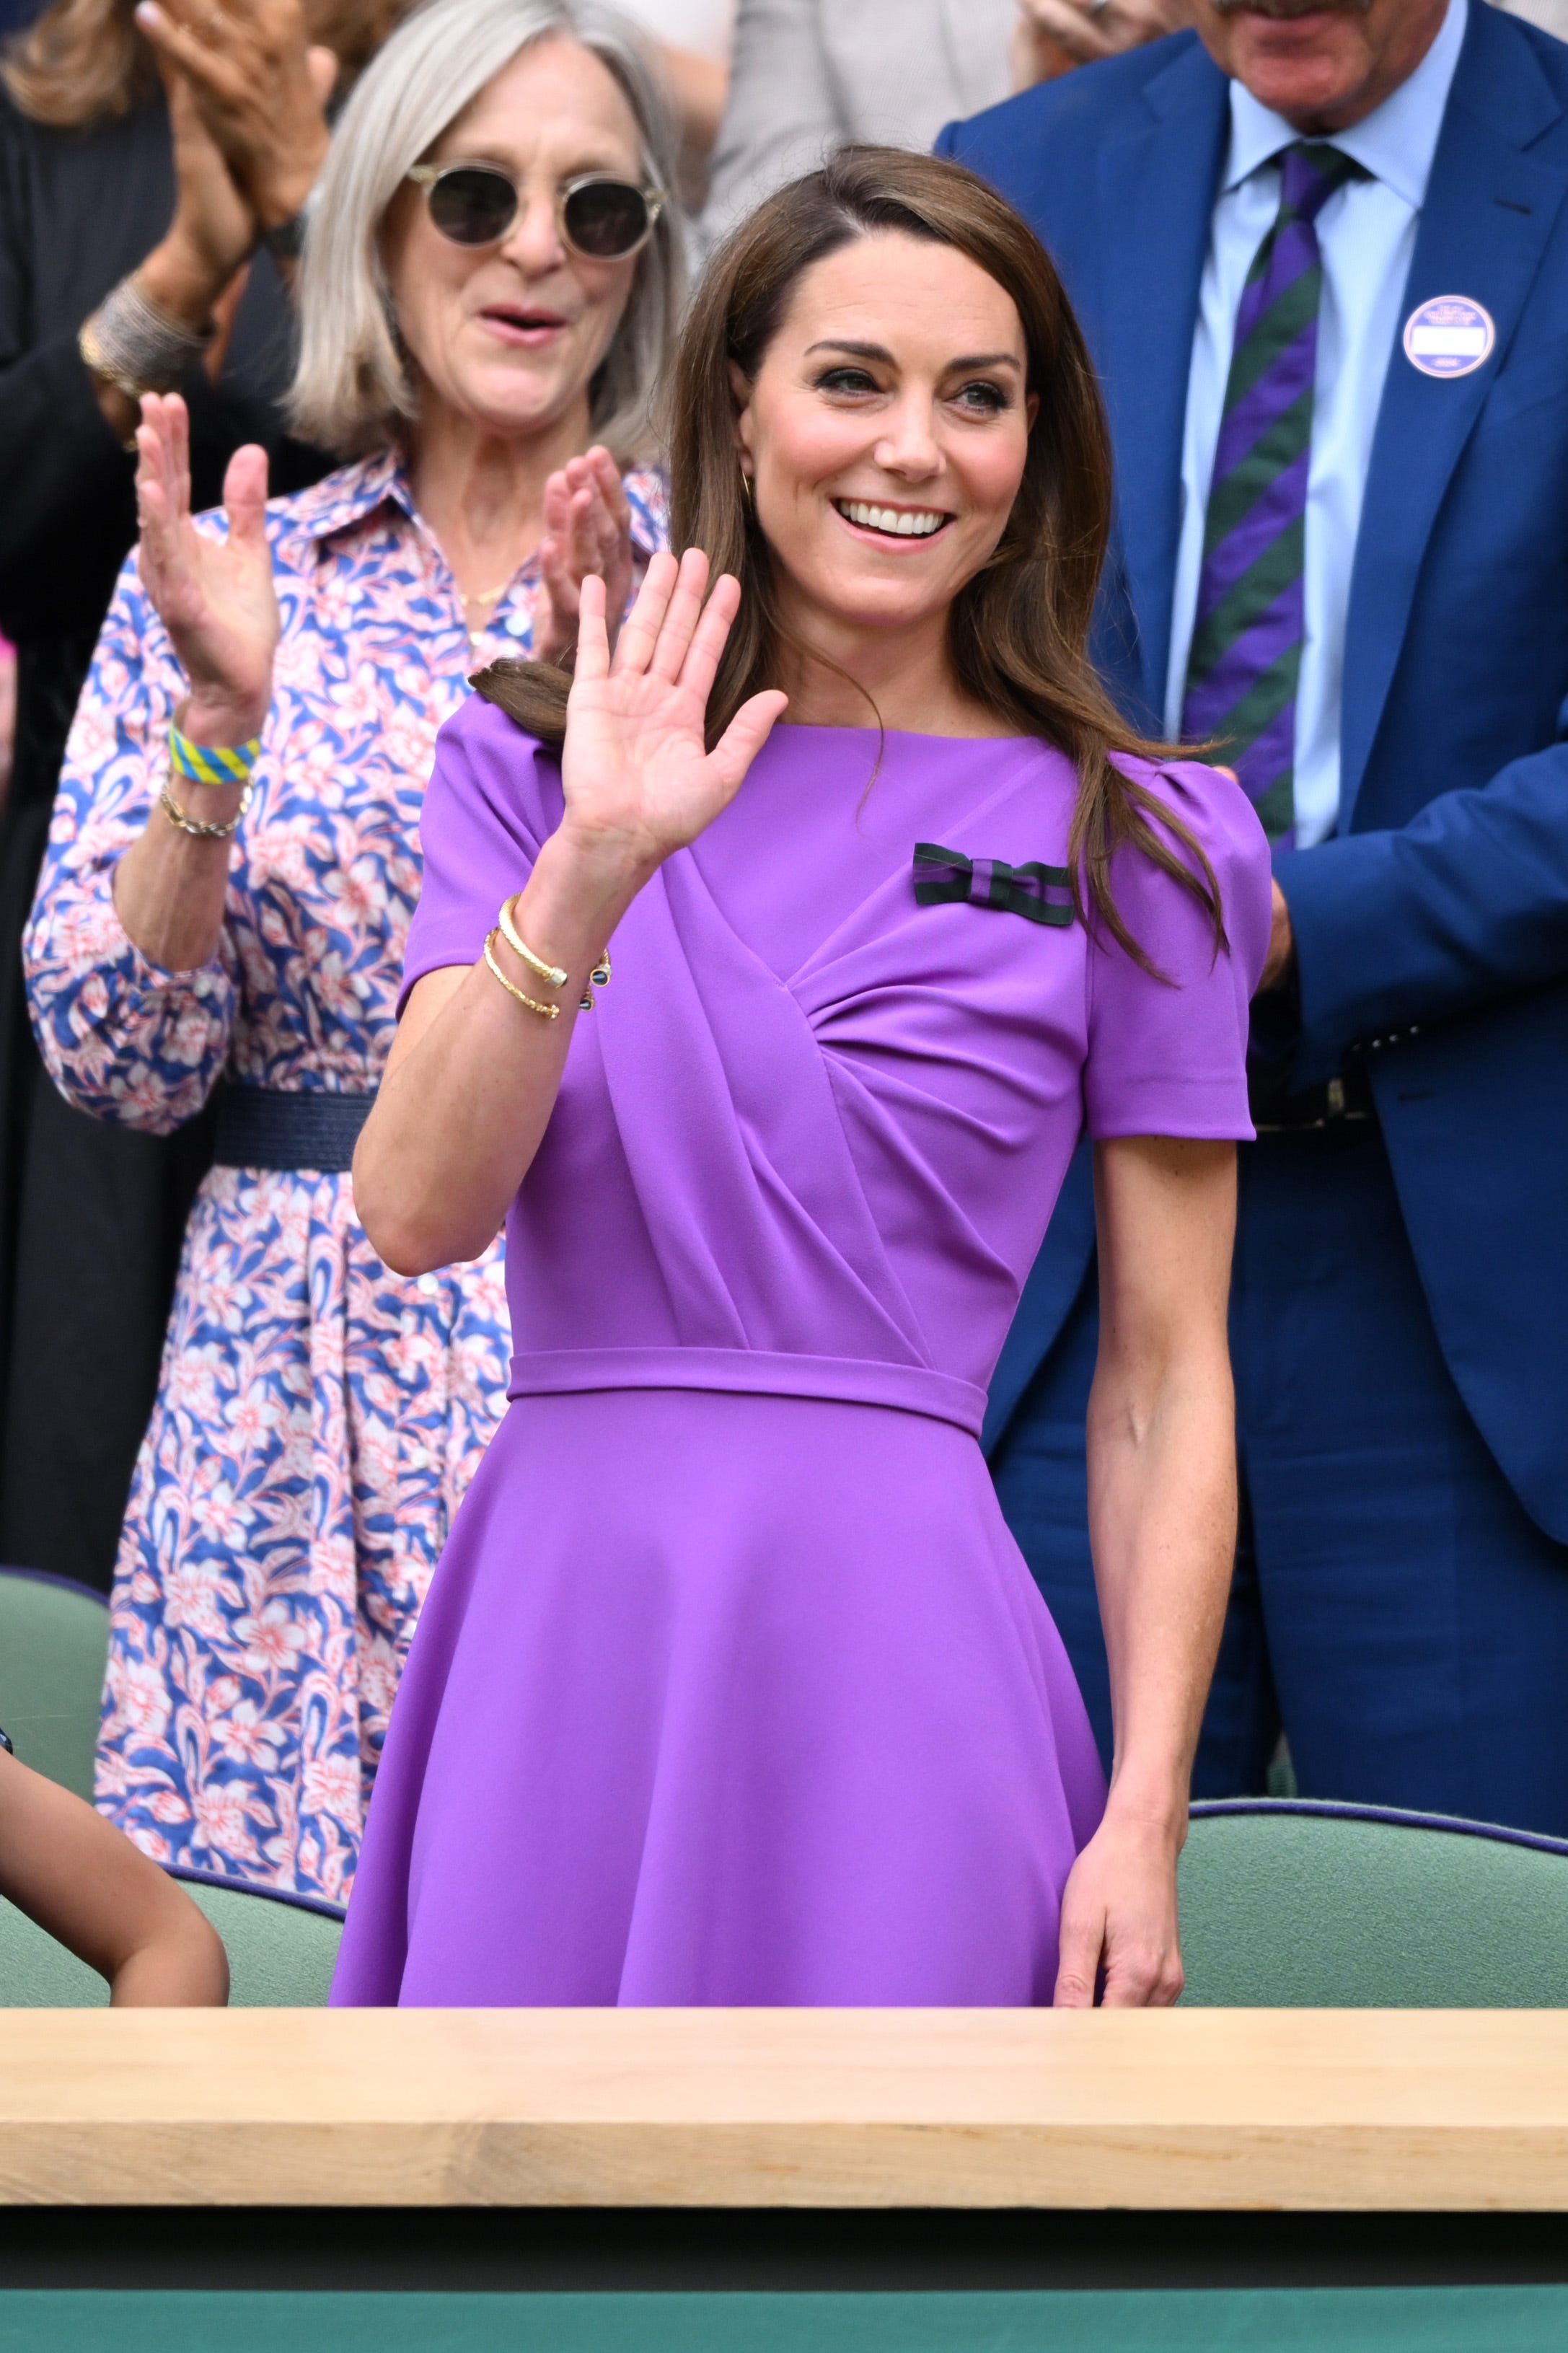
[136,390,278,734]
[561,551,787,871]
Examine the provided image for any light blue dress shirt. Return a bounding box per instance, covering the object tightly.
[1163,0,1468,847]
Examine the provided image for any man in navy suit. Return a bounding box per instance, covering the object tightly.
[941,0,1568,1834]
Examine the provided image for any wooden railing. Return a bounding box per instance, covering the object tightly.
[0,2007,1565,2209]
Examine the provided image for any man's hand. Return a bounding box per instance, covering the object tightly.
[1258,877,1294,993]
[1013,0,1189,83]
[133,0,334,232]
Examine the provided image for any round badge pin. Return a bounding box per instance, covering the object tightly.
[1403,295,1496,379]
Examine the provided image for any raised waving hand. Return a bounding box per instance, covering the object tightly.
[136,391,278,744]
[560,547,788,875]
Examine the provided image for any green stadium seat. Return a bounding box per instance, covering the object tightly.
[0,1868,343,2007]
[0,1567,110,1801]
[1180,1798,1568,2007]
[170,1870,344,2005]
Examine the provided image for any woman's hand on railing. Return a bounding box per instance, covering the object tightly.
[1052,1801,1186,2009]
[535,446,639,666]
[135,390,278,748]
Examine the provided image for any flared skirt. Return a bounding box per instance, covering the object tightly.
[331,1385,1106,2005]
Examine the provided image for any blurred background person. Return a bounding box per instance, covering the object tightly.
[615,0,732,208]
[23,0,679,1898]
[1011,0,1186,82]
[0,0,401,1596]
[702,0,1018,244]
[702,0,1186,247]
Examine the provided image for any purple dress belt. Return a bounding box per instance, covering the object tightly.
[506,1347,987,1437]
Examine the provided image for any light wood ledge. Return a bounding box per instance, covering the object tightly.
[0,2007,1565,2210]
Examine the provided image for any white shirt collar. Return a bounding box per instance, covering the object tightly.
[1223,0,1468,210]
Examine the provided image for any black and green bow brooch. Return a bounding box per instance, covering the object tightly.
[912,843,1075,928]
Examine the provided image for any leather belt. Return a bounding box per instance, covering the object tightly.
[213,1084,377,1173]
[1248,1063,1375,1135]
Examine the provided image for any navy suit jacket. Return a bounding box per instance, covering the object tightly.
[942,6,1568,1542]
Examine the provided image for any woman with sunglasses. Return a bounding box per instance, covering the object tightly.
[22,0,681,1905]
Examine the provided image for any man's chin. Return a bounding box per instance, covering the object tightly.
[1219,11,1371,118]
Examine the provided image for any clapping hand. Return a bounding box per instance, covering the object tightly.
[136,392,278,744]
[536,446,639,666]
[133,0,335,237]
[559,550,788,875]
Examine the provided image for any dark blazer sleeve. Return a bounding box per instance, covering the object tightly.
[1274,737,1568,1083]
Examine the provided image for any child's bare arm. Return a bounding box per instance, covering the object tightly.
[0,1746,227,2005]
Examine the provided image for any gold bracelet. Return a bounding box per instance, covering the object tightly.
[483,928,559,1019]
[497,894,568,990]
[159,777,251,840]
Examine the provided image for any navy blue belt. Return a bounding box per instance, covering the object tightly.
[213,1085,377,1174]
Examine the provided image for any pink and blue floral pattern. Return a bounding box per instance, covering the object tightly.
[23,451,667,1902]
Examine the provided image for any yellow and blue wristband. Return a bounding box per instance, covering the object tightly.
[169,723,261,788]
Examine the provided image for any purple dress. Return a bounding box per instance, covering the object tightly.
[332,711,1270,2005]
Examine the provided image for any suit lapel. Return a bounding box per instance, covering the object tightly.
[1096,42,1230,721]
[1341,9,1568,827]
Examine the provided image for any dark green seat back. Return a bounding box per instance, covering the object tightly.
[1180,1800,1568,2007]
[0,1568,109,1800]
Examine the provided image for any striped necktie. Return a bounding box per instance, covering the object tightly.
[1180,141,1365,845]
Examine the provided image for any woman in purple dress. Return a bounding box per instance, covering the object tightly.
[335,146,1272,2007]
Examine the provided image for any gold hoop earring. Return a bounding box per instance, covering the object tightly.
[740,469,754,506]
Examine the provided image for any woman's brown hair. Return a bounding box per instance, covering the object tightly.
[480,145,1224,969]
[4,0,408,131]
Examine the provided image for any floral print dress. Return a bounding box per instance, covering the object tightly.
[24,450,667,1903]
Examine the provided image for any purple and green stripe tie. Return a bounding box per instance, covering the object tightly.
[1181,141,1365,846]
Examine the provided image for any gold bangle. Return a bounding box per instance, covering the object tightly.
[497,894,568,990]
[159,777,250,840]
[483,928,559,1019]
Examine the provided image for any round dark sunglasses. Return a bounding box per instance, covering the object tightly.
[406,164,665,260]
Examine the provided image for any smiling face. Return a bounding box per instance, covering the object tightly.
[383,35,646,446]
[734,231,1036,652]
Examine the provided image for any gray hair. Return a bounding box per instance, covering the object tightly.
[290,0,683,458]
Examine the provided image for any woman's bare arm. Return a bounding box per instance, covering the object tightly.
[354,553,785,1275]
[1052,1131,1238,2007]
[0,1748,227,2005]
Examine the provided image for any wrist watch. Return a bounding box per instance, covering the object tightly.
[262,179,322,263]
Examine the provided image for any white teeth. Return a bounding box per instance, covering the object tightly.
[837,500,948,538]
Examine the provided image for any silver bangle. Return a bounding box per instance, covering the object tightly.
[79,273,215,403]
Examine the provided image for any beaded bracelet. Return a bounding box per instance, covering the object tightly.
[483,928,559,1019]
[169,723,262,788]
